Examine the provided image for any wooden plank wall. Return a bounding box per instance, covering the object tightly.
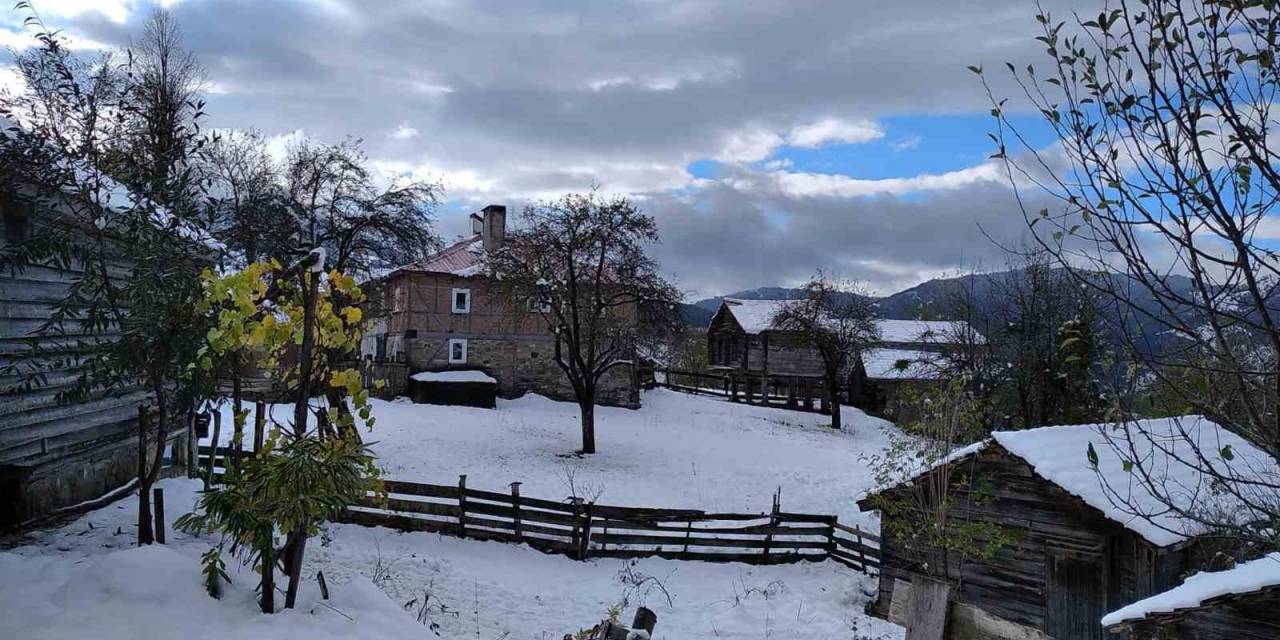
[657,369,832,415]
[198,446,880,571]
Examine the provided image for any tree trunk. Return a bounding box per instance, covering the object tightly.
[284,527,307,608]
[260,542,275,613]
[284,267,320,609]
[828,379,842,431]
[579,400,596,454]
[137,405,154,545]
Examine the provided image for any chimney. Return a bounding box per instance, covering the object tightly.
[480,204,506,251]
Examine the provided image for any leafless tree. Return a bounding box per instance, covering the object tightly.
[981,0,1280,550]
[201,129,293,267]
[771,272,879,431]
[488,191,680,454]
[282,137,440,277]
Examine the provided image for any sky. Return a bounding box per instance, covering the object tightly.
[2,0,1095,298]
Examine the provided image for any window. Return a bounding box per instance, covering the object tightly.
[448,338,468,364]
[528,296,551,313]
[451,288,471,314]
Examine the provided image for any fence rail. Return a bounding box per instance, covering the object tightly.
[196,446,879,573]
[657,369,836,414]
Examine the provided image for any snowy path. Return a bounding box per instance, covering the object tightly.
[1,478,904,640]
[216,388,899,526]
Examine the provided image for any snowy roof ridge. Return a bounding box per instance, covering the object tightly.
[718,298,976,345]
[1102,552,1280,626]
[861,348,944,380]
[862,415,1280,547]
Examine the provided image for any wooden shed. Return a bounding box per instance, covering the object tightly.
[1102,552,1280,639]
[1,190,204,527]
[857,416,1279,640]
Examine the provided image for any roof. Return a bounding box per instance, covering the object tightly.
[717,298,977,345]
[862,416,1280,547]
[861,348,944,380]
[1102,553,1280,626]
[410,370,497,384]
[396,235,485,277]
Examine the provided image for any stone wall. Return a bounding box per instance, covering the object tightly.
[405,335,639,408]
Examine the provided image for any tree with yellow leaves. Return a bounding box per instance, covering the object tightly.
[179,250,383,612]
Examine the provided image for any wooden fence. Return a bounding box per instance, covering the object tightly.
[658,369,837,415]
[196,446,879,573]
[353,360,409,399]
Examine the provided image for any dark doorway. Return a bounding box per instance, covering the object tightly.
[1046,547,1108,640]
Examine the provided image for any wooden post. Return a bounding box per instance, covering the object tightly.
[510,481,523,541]
[569,498,583,560]
[579,501,594,560]
[802,380,814,411]
[745,377,755,404]
[762,489,779,559]
[153,487,166,544]
[819,385,831,415]
[253,401,266,453]
[185,411,196,478]
[317,571,329,600]
[682,519,693,553]
[205,409,222,487]
[722,375,730,398]
[729,376,739,402]
[855,524,867,572]
[787,379,797,407]
[457,474,468,538]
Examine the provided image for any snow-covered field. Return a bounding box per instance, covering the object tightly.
[218,388,899,526]
[1,478,904,639]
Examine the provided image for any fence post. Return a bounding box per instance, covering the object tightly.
[729,376,739,402]
[510,481,523,542]
[580,501,594,560]
[186,411,197,479]
[205,409,222,487]
[802,380,814,411]
[569,497,583,560]
[457,474,467,538]
[153,487,166,544]
[855,524,867,573]
[762,489,779,560]
[825,516,837,561]
[682,519,693,553]
[254,401,266,453]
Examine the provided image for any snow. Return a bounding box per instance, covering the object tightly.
[721,298,789,334]
[1101,553,1280,626]
[860,348,943,380]
[410,370,497,384]
[2,476,904,639]
[216,388,900,526]
[992,416,1280,547]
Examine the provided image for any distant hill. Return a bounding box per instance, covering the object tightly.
[684,270,1196,355]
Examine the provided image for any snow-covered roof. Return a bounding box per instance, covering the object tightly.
[396,235,485,277]
[877,319,979,345]
[1102,553,1280,626]
[866,415,1280,547]
[718,298,976,346]
[411,370,497,384]
[861,348,943,380]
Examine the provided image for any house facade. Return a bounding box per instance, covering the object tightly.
[362,205,640,408]
[857,416,1279,640]
[705,298,975,416]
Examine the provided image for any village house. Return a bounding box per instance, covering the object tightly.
[856,415,1280,640]
[362,205,640,408]
[1101,552,1280,639]
[704,297,975,417]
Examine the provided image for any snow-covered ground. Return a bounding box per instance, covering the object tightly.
[1,478,904,639]
[216,388,900,526]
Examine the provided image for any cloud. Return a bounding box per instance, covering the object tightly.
[787,117,883,148]
[10,0,1091,293]
[891,135,922,151]
[389,123,420,140]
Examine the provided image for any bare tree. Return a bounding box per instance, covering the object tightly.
[981,0,1280,550]
[488,191,680,454]
[282,137,440,277]
[201,129,293,267]
[771,272,879,431]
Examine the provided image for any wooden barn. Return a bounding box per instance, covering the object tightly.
[705,297,975,416]
[1,191,203,527]
[1102,552,1280,639]
[857,415,1279,640]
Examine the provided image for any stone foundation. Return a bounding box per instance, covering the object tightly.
[405,335,639,408]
